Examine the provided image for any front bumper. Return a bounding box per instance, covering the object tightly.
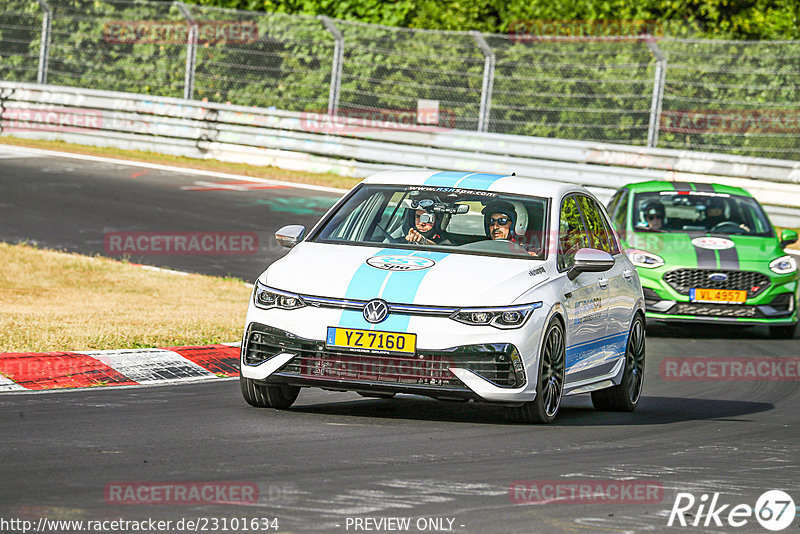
[240,322,534,403]
[639,267,798,325]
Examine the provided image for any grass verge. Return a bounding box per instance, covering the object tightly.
[0,242,251,353]
[0,135,360,191]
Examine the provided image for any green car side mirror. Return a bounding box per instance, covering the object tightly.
[780,229,798,248]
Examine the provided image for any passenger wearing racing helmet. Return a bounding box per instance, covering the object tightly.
[642,201,665,230]
[402,196,449,245]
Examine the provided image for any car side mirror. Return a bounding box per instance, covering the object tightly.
[780,229,798,248]
[275,225,306,249]
[568,248,615,280]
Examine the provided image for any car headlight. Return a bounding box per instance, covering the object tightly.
[253,281,306,310]
[626,249,665,269]
[450,303,542,329]
[770,255,798,275]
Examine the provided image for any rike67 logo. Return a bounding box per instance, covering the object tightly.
[668,490,796,531]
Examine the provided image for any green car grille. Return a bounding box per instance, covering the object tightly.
[663,269,771,298]
[666,302,762,318]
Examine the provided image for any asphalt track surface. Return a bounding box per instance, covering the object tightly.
[1,145,799,533]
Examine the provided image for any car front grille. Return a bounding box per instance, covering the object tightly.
[663,269,770,298]
[243,323,524,389]
[666,302,763,318]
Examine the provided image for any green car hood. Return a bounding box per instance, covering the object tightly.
[623,231,784,271]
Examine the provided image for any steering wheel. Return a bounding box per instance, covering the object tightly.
[710,221,749,233]
[373,223,404,243]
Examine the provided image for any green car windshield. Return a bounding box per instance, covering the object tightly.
[632,191,773,236]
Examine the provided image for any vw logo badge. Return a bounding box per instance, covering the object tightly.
[363,299,389,324]
[708,272,729,282]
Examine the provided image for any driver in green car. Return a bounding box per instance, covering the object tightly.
[703,197,727,229]
[642,201,666,231]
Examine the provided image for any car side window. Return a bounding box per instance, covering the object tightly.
[612,189,628,233]
[558,195,590,271]
[596,198,622,255]
[576,195,613,254]
[607,190,623,225]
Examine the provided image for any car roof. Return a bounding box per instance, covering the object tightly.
[621,180,753,198]
[361,170,588,199]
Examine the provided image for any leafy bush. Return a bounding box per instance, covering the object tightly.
[1,0,798,159]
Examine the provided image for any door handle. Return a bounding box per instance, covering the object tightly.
[597,277,609,289]
[623,269,635,280]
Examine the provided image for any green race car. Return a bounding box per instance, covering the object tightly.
[607,181,798,338]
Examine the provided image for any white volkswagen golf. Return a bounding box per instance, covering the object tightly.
[240,170,645,423]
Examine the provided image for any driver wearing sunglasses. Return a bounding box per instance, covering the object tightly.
[482,201,538,256]
[487,213,514,240]
[642,201,665,231]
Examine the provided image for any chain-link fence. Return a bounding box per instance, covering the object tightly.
[1,0,799,160]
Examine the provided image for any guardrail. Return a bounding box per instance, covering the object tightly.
[1,81,799,226]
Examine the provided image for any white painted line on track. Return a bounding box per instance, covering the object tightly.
[80,348,216,384]
[0,373,26,392]
[0,144,349,194]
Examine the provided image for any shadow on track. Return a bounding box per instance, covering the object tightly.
[647,322,795,340]
[283,394,772,426]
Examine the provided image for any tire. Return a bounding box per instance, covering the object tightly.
[769,323,797,339]
[507,317,565,424]
[592,314,645,412]
[240,376,300,409]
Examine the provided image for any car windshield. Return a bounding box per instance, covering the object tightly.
[312,184,549,259]
[632,191,773,236]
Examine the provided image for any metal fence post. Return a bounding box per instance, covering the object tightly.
[320,16,343,116]
[35,0,52,84]
[175,2,198,101]
[471,31,495,133]
[645,38,667,148]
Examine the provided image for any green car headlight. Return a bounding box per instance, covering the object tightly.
[770,255,798,275]
[626,249,665,269]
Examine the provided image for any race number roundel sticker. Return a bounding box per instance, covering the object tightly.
[366,255,436,271]
[691,237,735,250]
